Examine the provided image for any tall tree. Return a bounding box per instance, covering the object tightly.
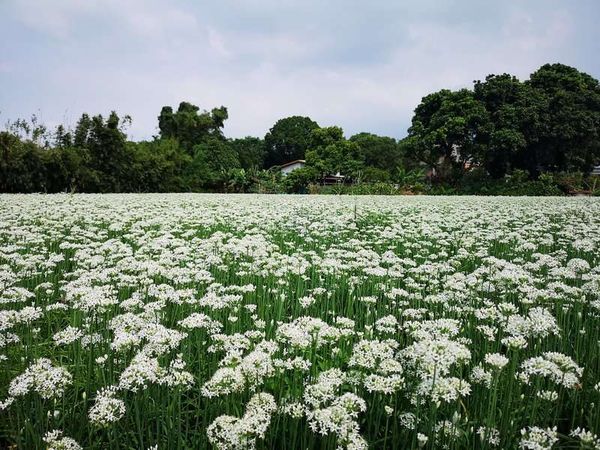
[349,132,402,173]
[473,74,540,178]
[264,116,319,167]
[407,89,490,180]
[230,137,266,170]
[124,138,191,192]
[305,126,364,180]
[54,125,73,149]
[526,63,600,174]
[0,132,46,193]
[158,102,229,153]
[72,111,130,192]
[186,137,240,190]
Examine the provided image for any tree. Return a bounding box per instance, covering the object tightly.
[407,89,490,181]
[526,63,600,174]
[349,132,402,178]
[0,132,46,193]
[42,146,98,193]
[230,137,266,170]
[54,125,73,149]
[78,112,130,192]
[473,74,537,178]
[305,127,364,181]
[125,138,190,192]
[158,102,229,153]
[186,137,240,190]
[74,114,92,148]
[264,116,319,167]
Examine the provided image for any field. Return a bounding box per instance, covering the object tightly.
[1,194,600,450]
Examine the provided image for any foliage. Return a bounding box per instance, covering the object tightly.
[0,132,46,193]
[158,102,228,153]
[361,166,391,183]
[305,127,364,181]
[408,64,600,183]
[282,166,319,193]
[0,63,599,195]
[185,137,240,191]
[264,116,319,167]
[349,133,401,173]
[124,138,191,192]
[229,137,266,170]
[407,89,490,181]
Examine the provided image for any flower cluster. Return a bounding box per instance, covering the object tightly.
[0,194,598,449]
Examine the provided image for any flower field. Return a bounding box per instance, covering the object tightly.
[1,194,600,450]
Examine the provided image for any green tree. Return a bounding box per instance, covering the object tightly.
[473,74,538,178]
[73,111,130,192]
[186,137,240,191]
[125,138,190,192]
[42,146,98,193]
[305,126,364,181]
[230,137,266,170]
[407,89,490,181]
[349,133,400,166]
[0,132,46,192]
[54,124,73,149]
[526,63,600,174]
[73,114,92,148]
[158,102,228,153]
[264,116,319,167]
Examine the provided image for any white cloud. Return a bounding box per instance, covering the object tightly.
[207,27,232,58]
[0,0,597,140]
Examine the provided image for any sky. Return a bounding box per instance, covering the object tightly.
[1,0,599,141]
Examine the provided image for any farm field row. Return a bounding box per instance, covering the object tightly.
[0,194,599,449]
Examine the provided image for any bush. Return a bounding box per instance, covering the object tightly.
[361,167,391,183]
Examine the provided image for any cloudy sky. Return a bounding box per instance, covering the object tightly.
[1,0,599,141]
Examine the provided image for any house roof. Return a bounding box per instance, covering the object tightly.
[278,159,306,169]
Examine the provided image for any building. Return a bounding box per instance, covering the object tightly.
[277,160,347,184]
[279,160,305,176]
[592,165,600,176]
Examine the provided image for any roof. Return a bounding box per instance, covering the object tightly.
[279,159,306,169]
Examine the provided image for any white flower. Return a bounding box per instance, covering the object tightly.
[89,386,126,426]
[567,258,590,274]
[484,353,509,370]
[477,426,500,447]
[43,430,82,450]
[201,367,245,398]
[299,295,316,308]
[415,376,471,405]
[536,390,559,402]
[374,315,398,334]
[178,313,222,334]
[518,352,582,389]
[207,392,276,450]
[276,316,341,350]
[417,433,429,447]
[570,427,600,447]
[519,426,558,450]
[53,326,84,345]
[118,353,164,392]
[8,358,72,400]
[399,412,417,430]
[470,365,492,388]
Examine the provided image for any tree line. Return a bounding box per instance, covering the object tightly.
[1,63,599,194]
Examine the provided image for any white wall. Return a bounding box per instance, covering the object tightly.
[281,162,305,176]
